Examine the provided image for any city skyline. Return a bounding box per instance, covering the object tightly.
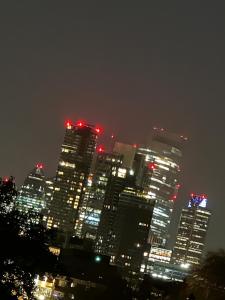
[14,120,212,254]
[12,120,211,283]
[1,2,225,255]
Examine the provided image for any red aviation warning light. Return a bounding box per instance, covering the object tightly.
[148,162,157,170]
[95,126,103,134]
[65,120,73,129]
[76,120,85,127]
[97,145,105,153]
[170,194,177,201]
[36,163,44,169]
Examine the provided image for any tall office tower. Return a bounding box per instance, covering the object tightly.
[47,120,99,235]
[112,186,154,276]
[137,128,187,247]
[75,151,123,240]
[95,167,135,256]
[16,163,46,216]
[171,194,211,266]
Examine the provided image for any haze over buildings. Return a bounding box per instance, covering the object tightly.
[15,119,211,281]
[1,3,225,299]
[1,2,225,252]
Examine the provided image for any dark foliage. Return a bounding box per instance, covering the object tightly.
[0,177,56,299]
[187,249,225,300]
[98,276,133,300]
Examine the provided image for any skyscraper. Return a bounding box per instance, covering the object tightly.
[112,186,154,276]
[137,128,186,247]
[47,120,100,235]
[16,163,46,216]
[75,151,123,240]
[95,166,135,256]
[171,194,211,266]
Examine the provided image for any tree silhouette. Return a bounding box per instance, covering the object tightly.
[137,274,152,300]
[187,249,225,300]
[0,177,56,299]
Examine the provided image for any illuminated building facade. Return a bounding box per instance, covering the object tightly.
[45,177,54,208]
[143,246,172,265]
[171,194,211,266]
[112,186,154,276]
[137,128,186,247]
[16,163,46,215]
[141,261,190,282]
[75,152,123,240]
[34,249,118,300]
[140,247,190,282]
[42,177,55,227]
[47,120,99,234]
[141,246,172,275]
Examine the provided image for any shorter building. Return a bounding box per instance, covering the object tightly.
[140,245,189,282]
[34,248,119,300]
[16,164,46,217]
[140,261,190,282]
[171,194,211,266]
[112,186,154,277]
[141,246,175,279]
[34,274,105,300]
[142,246,172,270]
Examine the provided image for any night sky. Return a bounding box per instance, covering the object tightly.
[1,2,225,251]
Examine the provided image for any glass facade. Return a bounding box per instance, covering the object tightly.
[171,194,211,266]
[16,164,46,217]
[47,121,98,235]
[137,129,185,247]
[75,152,123,240]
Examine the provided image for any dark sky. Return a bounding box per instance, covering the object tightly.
[1,2,225,251]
